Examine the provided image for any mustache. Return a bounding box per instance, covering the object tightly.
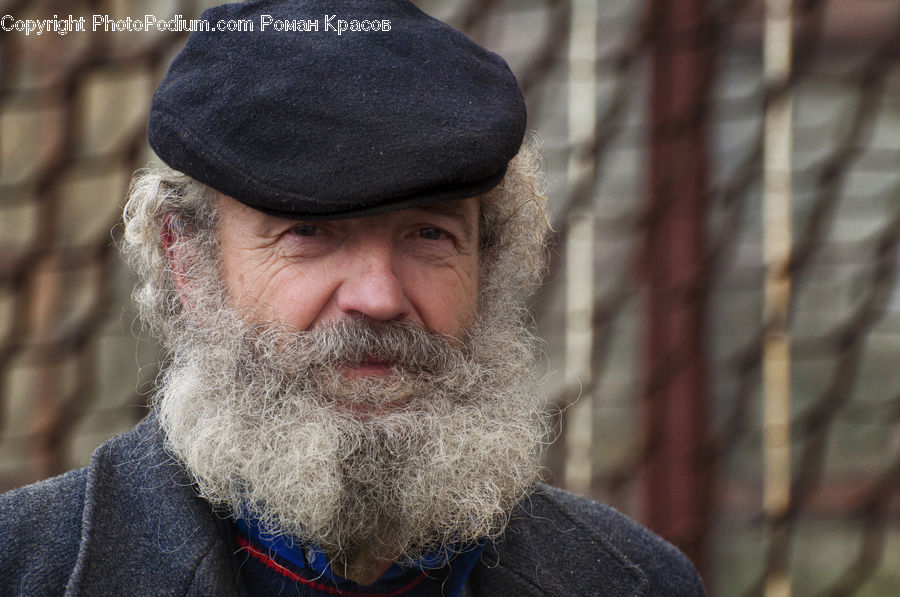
[246,319,468,375]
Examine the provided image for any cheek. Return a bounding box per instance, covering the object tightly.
[401,260,479,336]
[225,260,336,329]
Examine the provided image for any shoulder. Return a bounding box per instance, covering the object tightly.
[0,414,167,596]
[0,467,89,595]
[471,484,706,597]
[0,414,237,596]
[531,485,706,593]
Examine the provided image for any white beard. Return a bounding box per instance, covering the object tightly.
[155,305,548,572]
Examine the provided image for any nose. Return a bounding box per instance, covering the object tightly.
[334,242,413,323]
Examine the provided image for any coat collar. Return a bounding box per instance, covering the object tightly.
[471,488,648,597]
[65,414,246,597]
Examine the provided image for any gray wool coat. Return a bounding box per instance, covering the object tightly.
[0,414,706,596]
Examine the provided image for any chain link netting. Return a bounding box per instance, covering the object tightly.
[2,1,899,595]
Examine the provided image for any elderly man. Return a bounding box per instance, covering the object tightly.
[1,1,705,595]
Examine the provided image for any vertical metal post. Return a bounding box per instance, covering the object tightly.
[763,1,794,596]
[643,0,713,572]
[564,0,598,496]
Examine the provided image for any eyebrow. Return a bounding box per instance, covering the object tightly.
[418,201,477,243]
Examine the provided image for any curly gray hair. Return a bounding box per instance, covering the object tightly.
[121,142,551,345]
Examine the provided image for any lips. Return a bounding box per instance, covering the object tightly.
[339,356,395,377]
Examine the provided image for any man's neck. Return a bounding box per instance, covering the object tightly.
[332,552,395,586]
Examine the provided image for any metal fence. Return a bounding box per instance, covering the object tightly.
[2,1,900,595]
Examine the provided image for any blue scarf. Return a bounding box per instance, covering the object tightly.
[234,517,484,597]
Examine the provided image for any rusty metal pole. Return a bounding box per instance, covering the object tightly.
[642,0,714,573]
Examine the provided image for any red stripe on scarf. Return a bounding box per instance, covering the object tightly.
[235,533,428,597]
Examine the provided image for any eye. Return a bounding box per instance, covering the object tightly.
[418,227,448,241]
[291,224,320,237]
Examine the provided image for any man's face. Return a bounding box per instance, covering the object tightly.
[155,189,545,580]
[216,194,481,363]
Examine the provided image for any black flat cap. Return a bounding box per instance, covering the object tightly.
[148,0,526,219]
